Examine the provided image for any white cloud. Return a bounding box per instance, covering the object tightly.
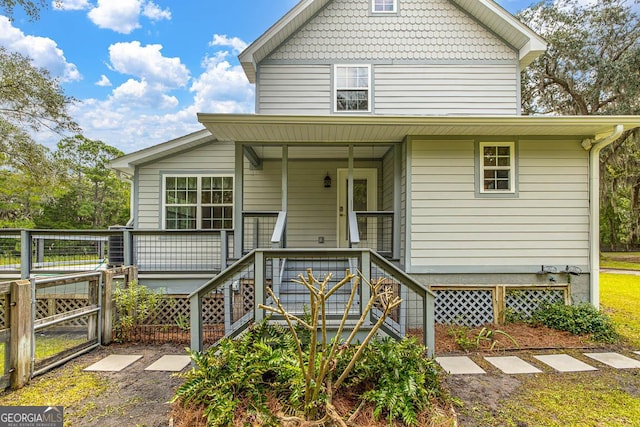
[142,1,171,21]
[190,50,254,113]
[0,16,81,82]
[111,78,178,109]
[108,41,190,87]
[87,0,171,33]
[209,34,247,54]
[96,74,112,86]
[88,0,142,34]
[53,0,91,11]
[59,37,254,153]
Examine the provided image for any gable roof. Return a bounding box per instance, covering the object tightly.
[109,128,216,175]
[239,0,547,83]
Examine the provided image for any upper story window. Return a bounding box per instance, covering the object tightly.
[479,142,515,193]
[163,175,233,229]
[335,65,371,112]
[372,0,397,13]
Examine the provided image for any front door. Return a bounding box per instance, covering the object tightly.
[337,168,377,248]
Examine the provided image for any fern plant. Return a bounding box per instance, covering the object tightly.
[347,337,441,426]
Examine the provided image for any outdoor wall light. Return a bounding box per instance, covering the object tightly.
[324,172,332,188]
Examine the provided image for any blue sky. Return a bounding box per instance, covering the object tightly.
[1,0,535,153]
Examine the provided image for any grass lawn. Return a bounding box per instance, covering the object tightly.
[601,272,640,347]
[600,252,640,271]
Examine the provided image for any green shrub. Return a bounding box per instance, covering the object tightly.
[531,302,619,343]
[173,322,443,426]
[345,337,441,425]
[113,280,164,340]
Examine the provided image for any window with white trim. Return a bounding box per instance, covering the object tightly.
[372,0,397,13]
[163,175,233,229]
[480,142,515,193]
[334,65,370,112]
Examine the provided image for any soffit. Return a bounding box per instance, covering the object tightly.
[198,114,640,143]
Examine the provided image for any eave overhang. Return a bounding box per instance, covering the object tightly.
[109,128,216,175]
[197,114,640,144]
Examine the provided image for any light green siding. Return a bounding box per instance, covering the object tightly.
[408,138,589,270]
[136,141,235,228]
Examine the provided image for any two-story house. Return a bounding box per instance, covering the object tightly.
[111,0,640,348]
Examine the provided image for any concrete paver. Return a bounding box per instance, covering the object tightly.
[484,356,542,374]
[84,355,143,372]
[436,356,486,374]
[144,355,191,371]
[584,352,640,369]
[533,354,597,372]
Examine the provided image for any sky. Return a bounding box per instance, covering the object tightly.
[1,0,536,154]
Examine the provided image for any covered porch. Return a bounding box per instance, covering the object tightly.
[236,141,402,261]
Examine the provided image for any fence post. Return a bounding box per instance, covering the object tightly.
[20,230,31,280]
[87,278,98,342]
[124,265,138,285]
[102,270,114,345]
[10,280,33,389]
[123,229,133,267]
[190,293,202,352]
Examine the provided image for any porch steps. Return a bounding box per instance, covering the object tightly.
[277,258,355,295]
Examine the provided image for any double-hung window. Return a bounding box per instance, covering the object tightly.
[372,0,397,13]
[164,175,233,229]
[479,142,515,193]
[334,65,371,112]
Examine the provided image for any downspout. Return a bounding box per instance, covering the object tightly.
[123,177,135,227]
[114,171,135,226]
[582,124,623,308]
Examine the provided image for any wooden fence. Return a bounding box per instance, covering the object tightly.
[0,266,137,390]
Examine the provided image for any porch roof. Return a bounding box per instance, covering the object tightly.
[197,114,640,144]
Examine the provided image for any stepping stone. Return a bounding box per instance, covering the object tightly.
[533,354,597,372]
[484,356,542,374]
[144,355,191,372]
[584,352,640,369]
[436,356,485,375]
[85,355,142,372]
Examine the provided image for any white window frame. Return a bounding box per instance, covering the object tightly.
[372,0,397,13]
[334,64,371,113]
[162,174,234,230]
[479,142,515,194]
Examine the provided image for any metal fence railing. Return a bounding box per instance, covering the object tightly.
[242,211,279,254]
[0,229,235,279]
[353,211,394,258]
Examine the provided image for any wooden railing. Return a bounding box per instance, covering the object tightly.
[189,249,435,355]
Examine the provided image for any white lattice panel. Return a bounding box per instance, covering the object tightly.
[434,289,494,326]
[505,289,565,318]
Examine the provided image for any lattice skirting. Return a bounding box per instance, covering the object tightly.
[114,281,255,326]
[431,285,570,327]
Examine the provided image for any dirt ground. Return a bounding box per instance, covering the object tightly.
[59,342,187,427]
[14,323,627,426]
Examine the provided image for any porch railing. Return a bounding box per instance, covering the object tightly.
[349,211,394,258]
[189,248,435,355]
[0,229,235,278]
[242,211,280,254]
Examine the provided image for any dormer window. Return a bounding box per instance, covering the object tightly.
[334,65,371,112]
[372,0,397,13]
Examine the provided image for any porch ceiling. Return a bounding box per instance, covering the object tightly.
[198,114,640,143]
[251,145,391,160]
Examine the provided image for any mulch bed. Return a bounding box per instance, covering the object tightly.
[435,322,603,354]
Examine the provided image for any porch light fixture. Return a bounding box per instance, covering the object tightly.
[324,172,332,188]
